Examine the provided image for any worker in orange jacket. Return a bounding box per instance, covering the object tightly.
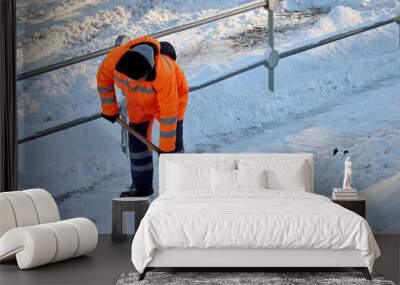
[96,36,189,197]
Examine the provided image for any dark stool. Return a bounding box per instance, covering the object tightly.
[111,197,150,242]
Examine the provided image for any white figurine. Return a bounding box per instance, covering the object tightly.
[342,156,352,190]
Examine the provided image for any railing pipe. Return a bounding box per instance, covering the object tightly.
[18,113,101,144]
[279,17,398,59]
[150,0,268,39]
[17,0,268,81]
[189,59,268,92]
[17,47,111,81]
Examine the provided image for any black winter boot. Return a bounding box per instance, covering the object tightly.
[119,186,154,197]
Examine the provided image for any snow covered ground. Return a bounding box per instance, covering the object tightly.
[17,0,400,233]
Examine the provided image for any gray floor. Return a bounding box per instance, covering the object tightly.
[0,235,134,285]
[374,235,400,284]
[0,235,399,285]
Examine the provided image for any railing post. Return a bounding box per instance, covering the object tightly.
[266,0,279,93]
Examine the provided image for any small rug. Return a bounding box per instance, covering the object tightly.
[116,271,396,285]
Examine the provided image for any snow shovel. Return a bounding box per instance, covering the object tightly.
[116,117,161,155]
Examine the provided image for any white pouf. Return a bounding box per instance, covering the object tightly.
[0,189,98,269]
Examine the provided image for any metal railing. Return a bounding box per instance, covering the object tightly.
[17,0,400,144]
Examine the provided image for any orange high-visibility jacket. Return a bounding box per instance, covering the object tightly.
[96,36,189,152]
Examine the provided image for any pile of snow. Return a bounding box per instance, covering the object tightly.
[17,0,105,24]
[17,6,131,69]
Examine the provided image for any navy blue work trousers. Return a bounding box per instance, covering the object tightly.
[128,120,184,189]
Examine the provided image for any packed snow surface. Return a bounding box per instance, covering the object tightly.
[17,0,400,233]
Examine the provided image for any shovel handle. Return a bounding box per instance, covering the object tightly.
[116,118,161,154]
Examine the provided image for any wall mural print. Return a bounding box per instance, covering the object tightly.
[17,0,400,234]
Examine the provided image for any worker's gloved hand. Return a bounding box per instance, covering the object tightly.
[101,113,119,123]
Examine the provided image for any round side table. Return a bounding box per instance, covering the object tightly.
[111,197,150,242]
